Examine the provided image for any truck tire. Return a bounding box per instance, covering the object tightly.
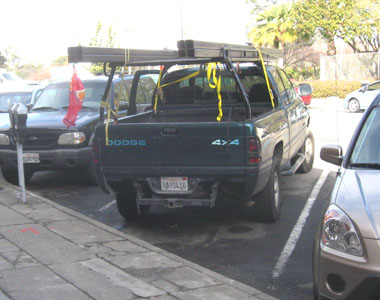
[84,162,98,186]
[296,131,315,174]
[115,191,150,219]
[253,156,281,222]
[1,168,33,186]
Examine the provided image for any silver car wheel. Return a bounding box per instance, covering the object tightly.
[348,98,360,113]
[273,171,280,209]
[304,137,313,164]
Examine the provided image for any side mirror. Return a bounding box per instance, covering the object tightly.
[118,100,129,111]
[26,103,33,112]
[320,145,343,166]
[298,83,312,96]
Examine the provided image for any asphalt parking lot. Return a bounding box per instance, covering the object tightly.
[15,98,365,299]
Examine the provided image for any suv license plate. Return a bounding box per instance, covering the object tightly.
[23,153,40,163]
[161,177,188,192]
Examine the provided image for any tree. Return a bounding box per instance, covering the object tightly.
[3,46,20,70]
[51,56,68,66]
[292,0,380,54]
[88,21,119,75]
[248,4,298,49]
[246,0,279,14]
[0,51,6,68]
[15,63,43,80]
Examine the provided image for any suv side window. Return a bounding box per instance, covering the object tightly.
[272,70,287,105]
[278,69,296,105]
[113,81,130,102]
[136,76,156,104]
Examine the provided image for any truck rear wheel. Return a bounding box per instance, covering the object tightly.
[252,156,281,222]
[296,131,315,174]
[84,162,98,186]
[115,191,149,219]
[1,168,34,185]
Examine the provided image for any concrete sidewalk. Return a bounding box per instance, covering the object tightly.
[0,180,277,300]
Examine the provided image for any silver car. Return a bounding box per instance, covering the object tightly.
[313,94,380,299]
[344,80,380,113]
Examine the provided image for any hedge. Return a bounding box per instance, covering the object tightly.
[304,80,362,99]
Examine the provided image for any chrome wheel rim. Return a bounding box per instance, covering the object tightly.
[273,172,280,209]
[349,100,359,112]
[304,137,313,164]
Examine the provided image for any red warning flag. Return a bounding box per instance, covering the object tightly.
[63,66,85,127]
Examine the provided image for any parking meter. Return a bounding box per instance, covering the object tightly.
[8,103,28,143]
[8,103,28,202]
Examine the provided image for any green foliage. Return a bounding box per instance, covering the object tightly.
[285,66,319,81]
[291,0,380,54]
[88,21,118,75]
[3,46,20,70]
[0,51,6,67]
[248,3,297,49]
[15,63,43,80]
[246,0,280,14]
[306,80,362,98]
[51,56,68,66]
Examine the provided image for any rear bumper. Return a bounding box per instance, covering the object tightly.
[0,147,92,172]
[102,165,262,200]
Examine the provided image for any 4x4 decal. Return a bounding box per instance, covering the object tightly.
[211,139,240,146]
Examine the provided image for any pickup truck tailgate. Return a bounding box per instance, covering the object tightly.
[97,122,247,171]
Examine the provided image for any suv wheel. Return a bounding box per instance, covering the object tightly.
[297,131,315,173]
[1,168,33,185]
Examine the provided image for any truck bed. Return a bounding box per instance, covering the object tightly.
[121,105,272,123]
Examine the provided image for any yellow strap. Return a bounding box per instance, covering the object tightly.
[207,63,223,121]
[154,69,201,112]
[255,47,275,108]
[105,49,130,145]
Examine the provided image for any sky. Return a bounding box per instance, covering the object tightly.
[1,0,253,66]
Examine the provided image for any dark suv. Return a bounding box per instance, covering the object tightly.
[0,74,157,185]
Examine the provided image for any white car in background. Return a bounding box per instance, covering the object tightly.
[0,85,44,113]
[344,80,380,112]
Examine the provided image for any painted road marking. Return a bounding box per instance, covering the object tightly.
[272,169,329,281]
[98,200,116,212]
[20,227,40,234]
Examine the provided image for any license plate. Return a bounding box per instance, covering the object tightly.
[23,153,40,163]
[161,177,188,192]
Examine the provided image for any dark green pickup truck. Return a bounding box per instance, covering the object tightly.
[69,41,314,222]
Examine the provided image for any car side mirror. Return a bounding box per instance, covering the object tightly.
[298,83,312,96]
[118,100,129,110]
[26,103,33,112]
[320,145,343,166]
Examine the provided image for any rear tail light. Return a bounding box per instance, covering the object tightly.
[247,137,261,165]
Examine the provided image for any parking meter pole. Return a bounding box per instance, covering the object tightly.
[16,141,26,203]
[8,102,28,203]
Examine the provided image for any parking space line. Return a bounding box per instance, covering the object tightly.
[271,169,329,281]
[98,200,116,212]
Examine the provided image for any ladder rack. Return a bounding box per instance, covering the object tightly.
[68,46,178,64]
[68,40,282,65]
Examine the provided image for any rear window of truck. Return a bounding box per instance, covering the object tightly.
[158,65,276,107]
